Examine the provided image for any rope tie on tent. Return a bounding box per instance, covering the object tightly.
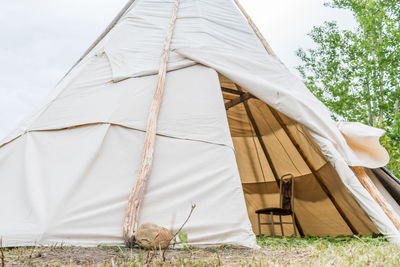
[123,0,180,247]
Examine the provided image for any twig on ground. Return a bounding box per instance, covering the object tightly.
[162,204,196,261]
[29,245,36,259]
[174,204,197,239]
[145,250,156,265]
[216,250,222,266]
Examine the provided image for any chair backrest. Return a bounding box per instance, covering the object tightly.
[280,174,294,211]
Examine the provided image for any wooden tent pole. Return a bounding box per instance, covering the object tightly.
[221,87,244,95]
[63,0,137,80]
[236,86,280,185]
[232,0,282,64]
[225,92,253,111]
[123,0,180,247]
[269,108,358,235]
[352,167,400,230]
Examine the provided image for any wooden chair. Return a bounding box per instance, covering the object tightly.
[255,174,296,236]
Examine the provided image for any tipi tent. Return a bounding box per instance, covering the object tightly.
[1,0,400,248]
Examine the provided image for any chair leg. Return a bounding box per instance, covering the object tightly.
[279,215,284,236]
[270,212,275,237]
[257,213,261,236]
[291,213,297,237]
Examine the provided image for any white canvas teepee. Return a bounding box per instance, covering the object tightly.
[1,0,399,248]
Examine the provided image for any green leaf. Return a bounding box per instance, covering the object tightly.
[178,231,188,244]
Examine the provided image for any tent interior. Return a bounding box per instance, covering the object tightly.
[218,73,400,237]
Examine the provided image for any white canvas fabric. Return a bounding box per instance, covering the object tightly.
[0,0,399,247]
[175,47,390,169]
[0,65,257,247]
[0,124,255,247]
[175,47,400,244]
[103,0,266,80]
[337,122,390,168]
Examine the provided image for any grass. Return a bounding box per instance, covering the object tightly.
[1,235,399,266]
[257,234,388,248]
[257,235,400,266]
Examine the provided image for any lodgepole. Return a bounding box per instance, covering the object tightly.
[64,0,137,80]
[352,166,400,230]
[123,0,180,247]
[232,0,282,64]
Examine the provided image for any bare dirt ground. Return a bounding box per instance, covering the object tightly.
[1,236,399,266]
[1,246,312,266]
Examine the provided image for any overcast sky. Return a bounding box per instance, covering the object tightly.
[0,0,355,140]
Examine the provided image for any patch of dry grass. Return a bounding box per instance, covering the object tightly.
[1,235,399,266]
[258,235,400,266]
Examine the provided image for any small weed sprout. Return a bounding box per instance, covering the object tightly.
[178,231,189,249]
[140,204,196,264]
[160,204,196,261]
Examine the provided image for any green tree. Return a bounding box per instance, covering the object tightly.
[297,0,400,177]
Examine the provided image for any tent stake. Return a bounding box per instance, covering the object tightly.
[123,0,180,247]
[352,167,400,230]
[269,108,358,235]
